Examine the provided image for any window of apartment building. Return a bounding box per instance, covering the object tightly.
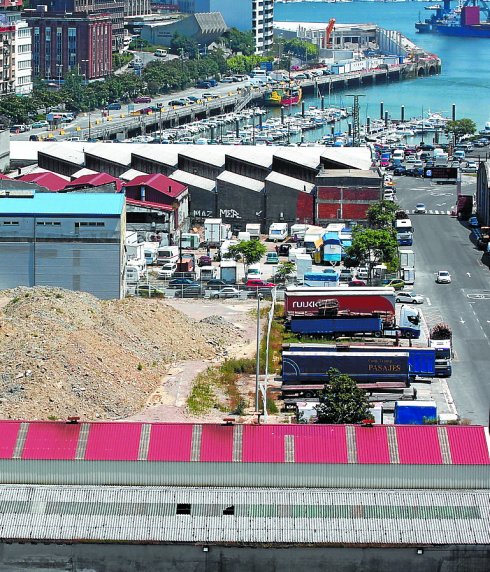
[19,28,31,39]
[56,27,62,65]
[68,27,76,68]
[18,60,30,70]
[17,44,30,54]
[45,27,51,73]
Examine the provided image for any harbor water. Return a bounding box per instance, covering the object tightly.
[275,0,490,131]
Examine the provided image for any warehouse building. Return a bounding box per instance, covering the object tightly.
[131,146,180,176]
[264,171,315,229]
[0,191,125,299]
[169,169,216,221]
[216,171,264,232]
[0,421,488,570]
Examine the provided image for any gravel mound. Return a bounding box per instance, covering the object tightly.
[0,287,237,420]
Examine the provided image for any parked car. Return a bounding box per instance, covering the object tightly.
[212,287,242,299]
[220,77,234,83]
[348,279,367,287]
[246,279,276,289]
[157,262,177,279]
[206,279,228,290]
[415,203,427,214]
[462,161,478,173]
[393,166,407,176]
[168,99,187,107]
[201,92,220,99]
[198,255,212,267]
[405,167,424,177]
[187,95,202,103]
[106,102,122,110]
[136,285,165,298]
[395,291,424,304]
[31,120,49,129]
[436,270,451,284]
[265,252,279,264]
[175,285,205,298]
[168,278,198,289]
[356,267,369,280]
[382,278,405,290]
[196,81,212,89]
[134,96,151,103]
[339,269,353,282]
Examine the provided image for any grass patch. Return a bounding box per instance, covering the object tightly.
[186,358,254,416]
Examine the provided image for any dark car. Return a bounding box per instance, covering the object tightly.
[206,279,228,290]
[134,96,151,104]
[168,278,198,289]
[278,243,292,256]
[198,255,212,267]
[106,102,122,110]
[196,81,212,89]
[405,167,424,177]
[168,99,187,107]
[393,166,406,176]
[175,285,205,298]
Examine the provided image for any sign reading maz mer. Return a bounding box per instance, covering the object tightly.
[424,167,458,179]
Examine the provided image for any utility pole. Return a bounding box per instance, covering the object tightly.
[346,94,365,147]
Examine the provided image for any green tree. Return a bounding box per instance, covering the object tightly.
[275,261,295,283]
[367,200,398,229]
[223,28,255,56]
[345,227,399,275]
[228,240,267,269]
[316,369,373,424]
[445,118,476,143]
[283,38,318,61]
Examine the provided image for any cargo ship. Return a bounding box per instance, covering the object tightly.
[263,87,302,107]
[415,1,490,37]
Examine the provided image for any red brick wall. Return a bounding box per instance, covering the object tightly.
[317,203,340,220]
[343,203,371,219]
[343,187,381,200]
[317,187,341,200]
[295,192,314,223]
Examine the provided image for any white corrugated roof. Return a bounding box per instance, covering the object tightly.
[274,147,324,170]
[120,168,147,181]
[170,169,216,190]
[217,171,264,192]
[265,171,315,193]
[84,143,144,165]
[321,147,373,170]
[178,146,226,167]
[71,167,98,179]
[0,486,488,545]
[131,145,180,167]
[225,147,275,169]
[10,141,91,164]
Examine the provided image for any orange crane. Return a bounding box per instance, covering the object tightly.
[325,18,336,48]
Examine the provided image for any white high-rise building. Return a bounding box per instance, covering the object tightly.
[177,0,274,54]
[0,12,32,95]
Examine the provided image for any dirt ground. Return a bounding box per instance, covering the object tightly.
[127,299,260,423]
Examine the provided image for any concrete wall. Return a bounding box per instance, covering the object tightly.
[0,129,10,172]
[1,542,489,572]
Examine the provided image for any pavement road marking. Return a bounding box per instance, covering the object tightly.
[460,317,465,324]
[426,297,432,306]
[467,272,471,277]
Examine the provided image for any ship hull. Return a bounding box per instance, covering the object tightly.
[264,88,302,107]
[435,24,490,37]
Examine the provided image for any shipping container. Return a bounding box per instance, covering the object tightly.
[394,401,437,425]
[282,351,410,384]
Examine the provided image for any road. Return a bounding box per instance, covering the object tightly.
[395,173,490,424]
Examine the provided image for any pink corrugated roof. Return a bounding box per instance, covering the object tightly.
[19,172,68,191]
[84,423,141,461]
[446,426,490,464]
[66,172,123,191]
[242,425,287,463]
[355,426,391,464]
[294,425,348,463]
[200,425,234,462]
[124,173,186,198]
[396,426,443,464]
[0,421,22,459]
[22,422,80,460]
[147,424,193,462]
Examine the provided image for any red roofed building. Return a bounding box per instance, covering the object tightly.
[65,172,123,192]
[19,171,69,191]
[123,173,189,234]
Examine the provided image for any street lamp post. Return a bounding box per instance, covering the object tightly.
[56,64,63,86]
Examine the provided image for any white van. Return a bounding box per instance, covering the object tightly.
[246,263,262,280]
[157,245,179,265]
[154,49,167,58]
[392,149,404,161]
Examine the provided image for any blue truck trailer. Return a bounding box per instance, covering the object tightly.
[285,344,437,378]
[282,351,410,385]
[289,316,383,337]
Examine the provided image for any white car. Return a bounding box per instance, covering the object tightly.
[415,203,427,214]
[157,262,177,279]
[357,267,369,280]
[462,161,477,173]
[396,291,424,304]
[436,270,451,284]
[212,287,242,299]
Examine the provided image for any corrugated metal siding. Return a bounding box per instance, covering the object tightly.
[0,243,33,288]
[0,422,22,459]
[84,423,141,461]
[147,424,193,462]
[0,460,489,489]
[355,426,391,464]
[446,426,490,464]
[242,426,286,463]
[295,425,348,463]
[22,423,80,461]
[0,485,488,545]
[396,426,443,465]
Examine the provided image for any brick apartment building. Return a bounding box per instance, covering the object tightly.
[25,11,112,81]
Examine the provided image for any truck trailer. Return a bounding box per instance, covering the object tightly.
[284,287,396,324]
[281,350,410,397]
[285,344,436,377]
[289,316,383,337]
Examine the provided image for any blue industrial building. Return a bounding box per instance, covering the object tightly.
[0,190,126,299]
